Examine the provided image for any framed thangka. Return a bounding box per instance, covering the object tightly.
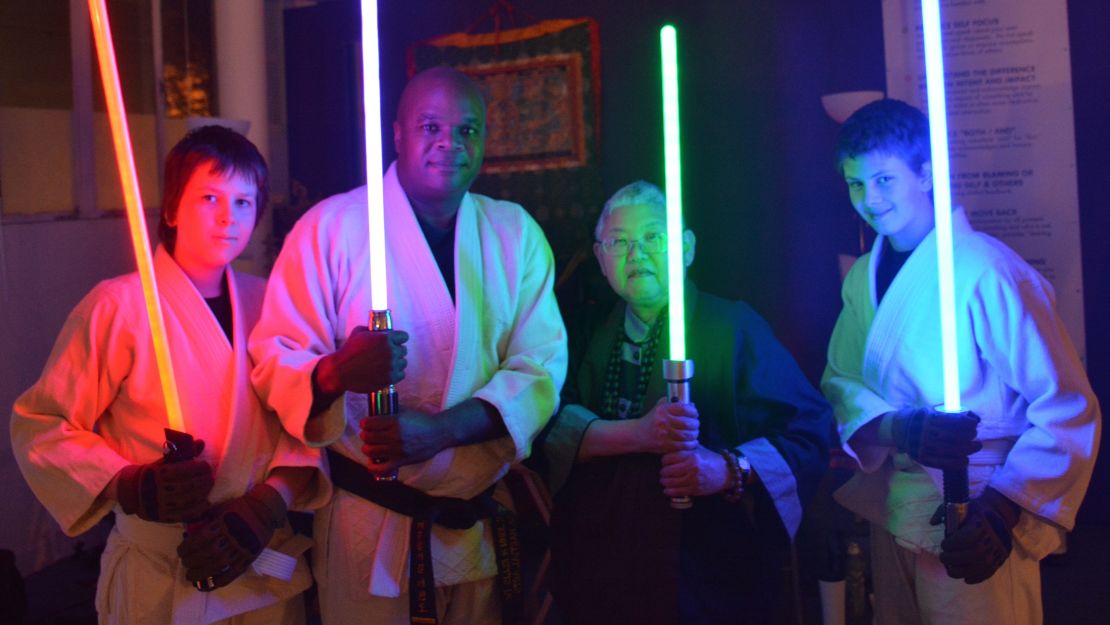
[473,53,588,174]
[408,18,603,285]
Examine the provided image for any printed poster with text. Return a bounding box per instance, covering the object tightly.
[883,0,1086,363]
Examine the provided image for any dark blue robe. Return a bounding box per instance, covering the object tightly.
[536,283,833,625]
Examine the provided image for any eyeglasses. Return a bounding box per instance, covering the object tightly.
[598,232,667,256]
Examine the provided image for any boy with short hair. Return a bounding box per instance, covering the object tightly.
[11,126,328,625]
[822,98,1100,625]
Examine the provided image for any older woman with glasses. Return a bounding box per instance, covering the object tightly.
[532,180,834,625]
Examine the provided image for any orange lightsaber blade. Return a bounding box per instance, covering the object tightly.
[88,0,185,433]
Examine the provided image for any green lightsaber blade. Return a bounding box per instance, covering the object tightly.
[661,24,694,511]
[660,24,686,361]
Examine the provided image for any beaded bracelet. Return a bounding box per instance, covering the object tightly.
[719,448,745,503]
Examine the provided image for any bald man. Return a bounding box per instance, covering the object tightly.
[250,67,568,624]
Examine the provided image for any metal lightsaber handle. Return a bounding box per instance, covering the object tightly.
[663,359,695,510]
[938,407,970,536]
[163,427,200,463]
[943,467,969,536]
[163,429,220,592]
[370,310,399,482]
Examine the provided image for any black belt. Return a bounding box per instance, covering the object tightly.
[326,449,524,625]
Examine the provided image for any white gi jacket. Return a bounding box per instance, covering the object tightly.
[11,247,328,625]
[823,209,1100,559]
[249,162,567,598]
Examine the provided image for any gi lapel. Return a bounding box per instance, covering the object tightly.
[153,247,233,460]
[152,247,271,500]
[382,164,456,414]
[443,192,480,410]
[861,229,945,408]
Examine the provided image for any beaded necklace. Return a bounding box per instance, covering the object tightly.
[601,308,667,419]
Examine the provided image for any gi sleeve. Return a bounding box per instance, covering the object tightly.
[10,285,138,536]
[264,429,333,512]
[532,404,600,495]
[249,203,350,448]
[733,304,833,539]
[528,295,611,494]
[970,268,1100,532]
[471,215,568,463]
[821,256,898,471]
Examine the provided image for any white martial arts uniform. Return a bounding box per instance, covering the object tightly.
[249,163,567,623]
[823,210,1100,625]
[11,247,329,625]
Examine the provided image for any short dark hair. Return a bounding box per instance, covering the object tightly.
[595,180,666,240]
[159,125,269,254]
[834,99,931,175]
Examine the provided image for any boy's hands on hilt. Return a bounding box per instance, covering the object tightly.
[932,487,1022,584]
[115,439,214,523]
[178,483,287,592]
[888,407,982,470]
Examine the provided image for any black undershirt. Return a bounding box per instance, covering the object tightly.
[875,238,913,304]
[204,275,234,344]
[415,213,457,303]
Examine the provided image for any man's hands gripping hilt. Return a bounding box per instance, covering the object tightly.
[316,327,409,395]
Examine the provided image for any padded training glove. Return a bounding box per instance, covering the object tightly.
[177,483,287,591]
[938,487,1021,584]
[115,440,213,522]
[889,408,982,470]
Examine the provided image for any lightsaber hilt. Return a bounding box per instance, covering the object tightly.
[937,407,971,536]
[163,429,218,593]
[943,467,969,537]
[370,310,399,482]
[163,428,200,464]
[169,427,295,591]
[663,359,695,510]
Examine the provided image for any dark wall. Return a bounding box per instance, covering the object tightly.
[284,2,365,204]
[285,0,1109,522]
[1067,0,1110,525]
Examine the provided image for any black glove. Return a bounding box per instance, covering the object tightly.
[177,483,287,591]
[115,441,214,522]
[889,408,982,470]
[938,487,1022,584]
